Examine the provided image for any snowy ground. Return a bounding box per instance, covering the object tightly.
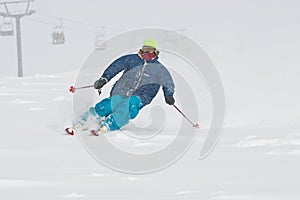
[0,72,299,200]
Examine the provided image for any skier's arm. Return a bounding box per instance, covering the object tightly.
[159,65,175,104]
[101,55,128,81]
[94,55,128,89]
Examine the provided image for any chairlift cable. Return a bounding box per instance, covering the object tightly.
[36,10,125,33]
[37,10,102,29]
[23,17,97,33]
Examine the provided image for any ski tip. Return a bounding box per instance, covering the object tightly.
[65,128,75,135]
[90,130,99,136]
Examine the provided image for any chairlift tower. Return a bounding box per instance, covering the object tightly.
[0,0,35,77]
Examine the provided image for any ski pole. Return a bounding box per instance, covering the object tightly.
[69,85,93,93]
[69,85,101,95]
[173,104,200,128]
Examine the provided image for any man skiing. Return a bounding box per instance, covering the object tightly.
[78,38,175,134]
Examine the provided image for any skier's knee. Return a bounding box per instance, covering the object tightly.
[95,98,112,117]
[129,106,139,119]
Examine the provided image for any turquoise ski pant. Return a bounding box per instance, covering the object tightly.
[80,95,142,131]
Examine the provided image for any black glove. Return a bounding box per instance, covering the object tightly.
[94,78,107,89]
[165,96,175,105]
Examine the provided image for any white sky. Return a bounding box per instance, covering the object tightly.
[0,0,297,75]
[0,0,300,122]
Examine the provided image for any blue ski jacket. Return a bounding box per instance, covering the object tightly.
[101,54,175,107]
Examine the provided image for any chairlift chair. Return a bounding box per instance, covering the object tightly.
[52,25,65,45]
[0,18,14,36]
[52,18,65,45]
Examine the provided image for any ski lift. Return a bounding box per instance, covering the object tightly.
[94,27,107,50]
[0,17,14,37]
[52,18,65,45]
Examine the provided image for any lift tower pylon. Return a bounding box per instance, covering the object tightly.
[0,0,35,77]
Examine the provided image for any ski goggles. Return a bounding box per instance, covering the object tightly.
[141,46,155,53]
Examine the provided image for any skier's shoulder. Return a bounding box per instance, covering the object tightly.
[113,54,141,65]
[118,53,140,60]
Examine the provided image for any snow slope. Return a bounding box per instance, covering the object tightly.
[0,72,299,200]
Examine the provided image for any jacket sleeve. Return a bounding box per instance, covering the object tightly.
[101,55,128,81]
[159,65,175,97]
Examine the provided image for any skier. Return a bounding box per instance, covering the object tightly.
[77,38,175,134]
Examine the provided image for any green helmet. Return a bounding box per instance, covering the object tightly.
[143,38,157,49]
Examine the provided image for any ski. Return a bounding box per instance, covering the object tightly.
[90,129,99,136]
[65,127,74,135]
[89,124,110,136]
[65,127,101,136]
